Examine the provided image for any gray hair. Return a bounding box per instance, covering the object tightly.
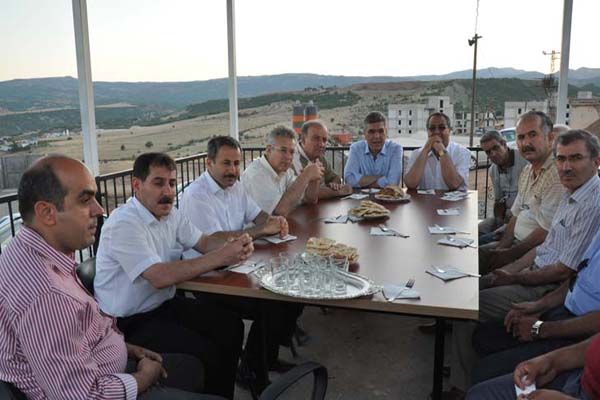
[266,125,296,145]
[300,120,328,140]
[480,130,506,146]
[517,111,553,137]
[553,129,600,159]
[363,111,386,128]
[552,124,570,136]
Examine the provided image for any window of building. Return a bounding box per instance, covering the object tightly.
[409,110,412,116]
[566,112,570,118]
[398,120,401,126]
[398,129,402,134]
[409,130,412,134]
[518,108,522,114]
[439,99,444,108]
[408,120,412,126]
[398,110,402,116]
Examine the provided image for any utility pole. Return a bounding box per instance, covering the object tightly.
[468,34,481,147]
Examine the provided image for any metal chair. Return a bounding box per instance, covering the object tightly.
[0,381,26,400]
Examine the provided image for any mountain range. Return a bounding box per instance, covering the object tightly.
[1,67,599,113]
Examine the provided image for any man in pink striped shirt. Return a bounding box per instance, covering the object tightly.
[0,155,222,399]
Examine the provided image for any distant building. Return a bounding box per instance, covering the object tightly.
[454,111,498,135]
[570,91,600,137]
[387,96,454,136]
[504,98,570,128]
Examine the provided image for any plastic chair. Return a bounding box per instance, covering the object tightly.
[259,362,327,400]
[76,257,96,294]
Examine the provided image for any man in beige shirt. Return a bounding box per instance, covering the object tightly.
[479,112,566,274]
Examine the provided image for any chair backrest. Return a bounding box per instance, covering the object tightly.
[76,257,96,295]
[0,381,27,400]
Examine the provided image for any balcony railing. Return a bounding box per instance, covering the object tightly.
[0,146,491,261]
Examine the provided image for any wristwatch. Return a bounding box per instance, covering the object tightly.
[530,320,544,339]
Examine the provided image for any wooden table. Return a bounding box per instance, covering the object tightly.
[179,190,479,399]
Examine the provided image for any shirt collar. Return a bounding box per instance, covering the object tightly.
[363,140,389,156]
[569,174,600,204]
[203,171,226,195]
[540,152,555,171]
[297,143,311,163]
[131,196,161,226]
[19,225,77,275]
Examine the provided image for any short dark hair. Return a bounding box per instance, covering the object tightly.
[300,120,327,140]
[207,136,241,160]
[480,130,506,145]
[363,111,386,128]
[553,129,600,159]
[426,112,452,130]
[18,156,68,224]
[517,111,553,137]
[133,153,176,181]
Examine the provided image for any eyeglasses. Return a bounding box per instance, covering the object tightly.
[428,125,448,131]
[270,146,295,156]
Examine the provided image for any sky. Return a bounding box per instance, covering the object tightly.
[1,0,599,82]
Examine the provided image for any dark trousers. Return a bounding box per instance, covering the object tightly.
[471,305,577,385]
[117,296,244,400]
[195,293,303,385]
[127,354,226,400]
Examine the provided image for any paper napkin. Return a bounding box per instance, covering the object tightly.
[437,208,461,216]
[383,284,420,300]
[342,193,369,200]
[437,236,475,248]
[426,266,469,281]
[263,234,297,244]
[227,261,265,274]
[417,189,436,195]
[324,215,349,224]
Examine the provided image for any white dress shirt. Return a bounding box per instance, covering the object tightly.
[179,171,262,258]
[241,155,298,214]
[406,141,471,191]
[94,197,203,317]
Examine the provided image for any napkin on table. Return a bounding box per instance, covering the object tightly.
[437,208,461,216]
[437,236,474,248]
[343,193,369,200]
[369,227,398,236]
[227,261,265,274]
[426,266,470,281]
[383,284,420,300]
[417,189,436,195]
[324,214,349,224]
[263,234,297,244]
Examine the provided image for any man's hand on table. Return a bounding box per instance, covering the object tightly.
[220,233,254,264]
[328,182,353,195]
[262,215,289,238]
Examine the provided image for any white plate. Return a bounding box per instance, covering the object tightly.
[361,188,381,194]
[252,268,381,300]
[374,194,411,203]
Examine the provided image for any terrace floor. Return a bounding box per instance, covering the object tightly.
[236,306,450,400]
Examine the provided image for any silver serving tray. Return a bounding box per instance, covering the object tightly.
[252,267,382,300]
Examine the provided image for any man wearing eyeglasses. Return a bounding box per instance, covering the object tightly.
[404,112,471,191]
[343,111,403,188]
[478,130,528,244]
[446,129,600,398]
[241,126,322,217]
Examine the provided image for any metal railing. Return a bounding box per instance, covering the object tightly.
[0,146,491,261]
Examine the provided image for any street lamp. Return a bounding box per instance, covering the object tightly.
[468,34,482,147]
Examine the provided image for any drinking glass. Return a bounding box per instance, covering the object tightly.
[269,256,289,289]
[330,255,349,295]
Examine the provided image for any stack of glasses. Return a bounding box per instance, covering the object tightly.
[269,252,350,298]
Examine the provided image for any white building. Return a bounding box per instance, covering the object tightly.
[504,97,570,128]
[454,112,498,135]
[387,96,454,137]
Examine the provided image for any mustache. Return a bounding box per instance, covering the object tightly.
[224,174,237,179]
[560,170,575,177]
[522,145,536,152]
[158,196,174,204]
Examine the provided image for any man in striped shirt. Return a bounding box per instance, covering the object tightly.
[447,130,600,397]
[0,156,221,399]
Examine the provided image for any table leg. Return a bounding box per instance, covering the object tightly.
[432,318,446,400]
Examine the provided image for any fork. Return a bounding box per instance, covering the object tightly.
[434,266,481,278]
[378,224,409,238]
[387,278,415,302]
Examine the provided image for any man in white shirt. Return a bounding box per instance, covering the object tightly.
[292,120,352,199]
[404,112,471,191]
[95,152,253,399]
[179,136,302,383]
[241,126,322,216]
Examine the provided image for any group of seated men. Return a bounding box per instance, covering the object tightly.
[437,110,600,400]
[2,105,598,399]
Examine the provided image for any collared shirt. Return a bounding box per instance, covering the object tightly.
[343,140,403,188]
[534,175,600,270]
[406,141,471,191]
[490,148,529,209]
[241,155,298,214]
[179,171,262,258]
[565,214,600,315]
[0,226,136,399]
[511,154,564,240]
[292,143,339,184]
[95,197,202,317]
